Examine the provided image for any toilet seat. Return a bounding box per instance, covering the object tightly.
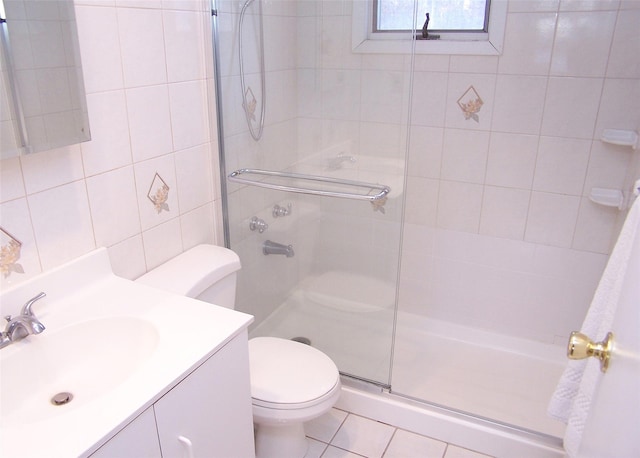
[249,337,340,410]
[252,381,341,411]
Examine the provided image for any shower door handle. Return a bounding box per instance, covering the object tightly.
[567,331,614,373]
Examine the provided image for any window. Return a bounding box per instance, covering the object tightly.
[375,0,489,33]
[352,0,506,55]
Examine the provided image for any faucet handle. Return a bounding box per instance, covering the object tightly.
[21,292,46,317]
[273,203,292,218]
[4,315,11,323]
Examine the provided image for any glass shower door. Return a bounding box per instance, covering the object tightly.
[213,0,414,385]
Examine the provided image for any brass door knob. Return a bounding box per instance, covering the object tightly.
[567,331,613,373]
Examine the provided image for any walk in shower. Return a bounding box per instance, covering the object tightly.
[212,0,637,448]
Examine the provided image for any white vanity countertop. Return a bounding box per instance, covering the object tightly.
[0,248,254,458]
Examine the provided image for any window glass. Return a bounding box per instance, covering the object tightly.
[376,0,489,32]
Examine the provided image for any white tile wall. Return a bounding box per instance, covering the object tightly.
[74,5,123,93]
[440,129,489,183]
[550,11,617,77]
[497,12,555,76]
[80,90,132,176]
[402,1,640,341]
[491,75,547,134]
[85,166,141,246]
[607,9,640,78]
[163,9,207,82]
[20,144,85,194]
[0,157,25,202]
[410,72,448,127]
[541,77,603,139]
[405,4,639,255]
[117,7,168,87]
[27,180,95,271]
[169,80,210,151]
[532,136,591,195]
[525,192,581,248]
[398,226,609,340]
[126,85,174,161]
[407,126,443,179]
[437,181,483,233]
[479,186,530,239]
[583,142,632,193]
[595,79,640,136]
[485,132,538,188]
[174,144,214,213]
[141,217,183,270]
[573,199,620,253]
[0,0,219,290]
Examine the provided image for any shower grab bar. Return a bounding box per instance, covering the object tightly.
[228,168,390,202]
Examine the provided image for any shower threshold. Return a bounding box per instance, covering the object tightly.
[336,382,564,458]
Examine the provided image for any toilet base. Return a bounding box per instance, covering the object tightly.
[255,422,308,458]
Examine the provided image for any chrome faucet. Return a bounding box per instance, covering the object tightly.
[1,292,46,349]
[262,240,295,258]
[326,153,356,171]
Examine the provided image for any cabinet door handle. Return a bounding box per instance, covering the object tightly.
[177,435,194,458]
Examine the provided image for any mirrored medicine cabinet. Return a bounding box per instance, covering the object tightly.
[0,0,90,159]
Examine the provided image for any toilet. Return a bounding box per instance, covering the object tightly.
[135,244,341,458]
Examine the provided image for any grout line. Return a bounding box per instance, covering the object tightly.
[329,409,350,444]
[380,427,399,457]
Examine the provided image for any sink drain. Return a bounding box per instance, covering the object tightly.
[51,392,73,406]
[291,336,311,346]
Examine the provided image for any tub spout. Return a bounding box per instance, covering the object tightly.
[263,240,294,257]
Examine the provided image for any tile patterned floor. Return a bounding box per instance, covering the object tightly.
[304,408,493,458]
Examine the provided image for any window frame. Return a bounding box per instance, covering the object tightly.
[352,0,507,55]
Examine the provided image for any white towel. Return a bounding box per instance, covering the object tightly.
[548,195,640,457]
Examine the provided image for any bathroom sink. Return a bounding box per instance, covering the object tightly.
[0,317,159,427]
[0,247,254,458]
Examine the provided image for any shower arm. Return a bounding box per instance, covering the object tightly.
[239,0,266,142]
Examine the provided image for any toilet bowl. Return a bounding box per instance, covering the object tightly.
[250,336,340,457]
[135,244,341,458]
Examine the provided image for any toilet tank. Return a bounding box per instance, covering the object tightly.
[135,244,241,309]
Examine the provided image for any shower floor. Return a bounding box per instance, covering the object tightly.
[252,272,396,384]
[392,313,566,438]
[251,272,566,439]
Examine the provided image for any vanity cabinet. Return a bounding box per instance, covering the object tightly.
[90,408,161,458]
[90,332,255,458]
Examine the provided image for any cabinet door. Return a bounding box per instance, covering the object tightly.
[154,331,255,458]
[90,408,162,458]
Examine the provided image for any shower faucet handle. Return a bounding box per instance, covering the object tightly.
[249,216,268,233]
[273,203,292,218]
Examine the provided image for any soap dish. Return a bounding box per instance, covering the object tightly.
[589,188,624,210]
[600,129,638,149]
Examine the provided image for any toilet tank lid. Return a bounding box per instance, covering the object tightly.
[135,244,241,298]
